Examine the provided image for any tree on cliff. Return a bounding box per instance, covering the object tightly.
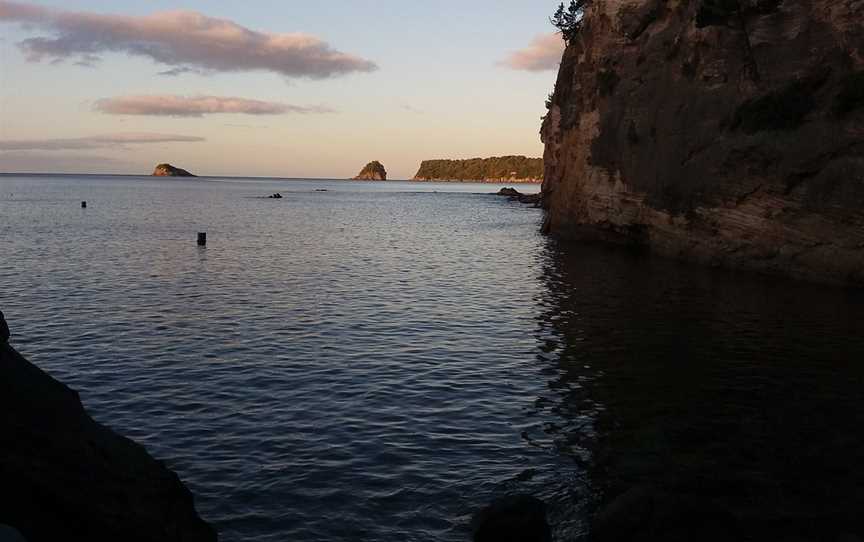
[551,0,589,42]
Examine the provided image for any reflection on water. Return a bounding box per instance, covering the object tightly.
[535,240,864,541]
[2,174,863,541]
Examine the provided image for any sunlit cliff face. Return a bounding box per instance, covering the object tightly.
[542,0,864,284]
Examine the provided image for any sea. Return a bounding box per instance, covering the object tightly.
[2,174,863,541]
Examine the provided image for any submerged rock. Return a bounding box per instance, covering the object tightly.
[352,161,387,180]
[541,0,864,285]
[472,495,551,542]
[152,163,196,177]
[0,316,216,542]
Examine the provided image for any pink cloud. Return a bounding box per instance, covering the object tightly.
[94,95,335,117]
[0,133,205,151]
[501,33,565,72]
[0,1,378,78]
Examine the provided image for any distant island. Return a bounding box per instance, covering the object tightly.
[353,161,387,180]
[413,156,542,183]
[153,163,196,177]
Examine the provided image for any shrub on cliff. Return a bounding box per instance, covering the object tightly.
[551,0,589,42]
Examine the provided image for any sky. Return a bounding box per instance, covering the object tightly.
[0,1,565,179]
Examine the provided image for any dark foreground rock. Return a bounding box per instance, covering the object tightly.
[591,486,741,542]
[0,315,216,542]
[497,187,542,206]
[153,163,196,177]
[472,495,551,542]
[542,0,864,285]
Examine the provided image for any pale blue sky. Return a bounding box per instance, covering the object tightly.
[0,1,562,178]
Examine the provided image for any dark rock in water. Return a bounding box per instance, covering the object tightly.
[541,0,864,285]
[268,193,283,199]
[472,495,551,542]
[497,187,543,206]
[352,161,387,180]
[0,311,8,343]
[152,163,196,177]
[0,318,215,542]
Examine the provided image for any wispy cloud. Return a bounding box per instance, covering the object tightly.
[94,95,335,117]
[500,33,565,72]
[0,1,378,78]
[0,133,205,151]
[0,151,133,173]
[401,104,424,114]
[157,66,208,77]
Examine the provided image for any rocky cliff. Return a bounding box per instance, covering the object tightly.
[353,161,387,180]
[0,311,216,542]
[153,163,196,177]
[414,156,543,183]
[541,0,864,284]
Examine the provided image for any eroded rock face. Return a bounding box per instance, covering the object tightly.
[0,317,216,542]
[353,161,387,180]
[542,0,864,285]
[153,163,196,177]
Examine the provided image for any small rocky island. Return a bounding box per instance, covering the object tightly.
[153,163,196,177]
[352,161,387,180]
[0,311,215,541]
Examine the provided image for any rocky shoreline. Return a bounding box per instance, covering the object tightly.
[0,311,216,541]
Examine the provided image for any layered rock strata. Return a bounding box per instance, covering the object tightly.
[542,0,864,284]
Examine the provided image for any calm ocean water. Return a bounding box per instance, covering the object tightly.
[1,174,863,541]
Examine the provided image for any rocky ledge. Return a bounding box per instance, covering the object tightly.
[497,187,543,206]
[0,311,216,542]
[542,0,864,285]
[153,163,196,177]
[352,161,387,180]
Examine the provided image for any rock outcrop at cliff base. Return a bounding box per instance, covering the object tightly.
[153,163,196,177]
[0,311,216,542]
[542,0,864,285]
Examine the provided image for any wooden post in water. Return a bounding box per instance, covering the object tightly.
[81,201,87,208]
[197,232,207,246]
